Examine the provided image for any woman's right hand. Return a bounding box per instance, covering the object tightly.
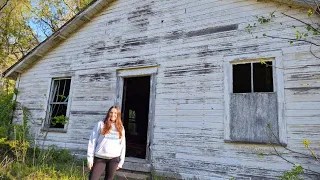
[88,162,93,170]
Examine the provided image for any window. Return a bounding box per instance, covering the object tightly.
[128,109,138,135]
[230,61,278,144]
[223,56,286,145]
[45,78,71,129]
[233,61,273,93]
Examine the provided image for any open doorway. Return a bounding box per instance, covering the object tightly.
[122,76,150,159]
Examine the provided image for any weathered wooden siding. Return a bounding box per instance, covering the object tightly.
[13,0,320,179]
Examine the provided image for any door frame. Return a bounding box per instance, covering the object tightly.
[115,65,158,164]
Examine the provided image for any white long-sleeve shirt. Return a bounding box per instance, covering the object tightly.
[87,121,126,168]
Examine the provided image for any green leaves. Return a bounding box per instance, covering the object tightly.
[257,11,275,25]
[277,165,304,180]
[258,153,264,158]
[307,9,313,17]
[295,30,309,40]
[0,0,94,72]
[306,25,312,31]
[57,94,66,101]
[258,16,271,24]
[51,115,69,126]
[313,31,318,36]
[246,23,257,34]
[0,0,39,72]
[260,59,267,65]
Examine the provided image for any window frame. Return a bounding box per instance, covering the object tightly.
[43,77,73,133]
[232,60,275,93]
[223,51,286,145]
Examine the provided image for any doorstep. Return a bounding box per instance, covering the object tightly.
[122,157,151,172]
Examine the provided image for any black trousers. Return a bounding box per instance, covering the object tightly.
[89,156,120,180]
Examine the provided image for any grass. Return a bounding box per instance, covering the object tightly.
[0,81,89,180]
[0,144,89,180]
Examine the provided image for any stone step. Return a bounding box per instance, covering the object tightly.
[115,170,150,180]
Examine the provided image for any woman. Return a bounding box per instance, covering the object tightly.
[87,106,126,180]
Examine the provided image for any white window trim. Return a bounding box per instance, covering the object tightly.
[223,51,286,145]
[115,65,158,164]
[42,76,73,133]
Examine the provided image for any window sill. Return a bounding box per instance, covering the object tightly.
[41,127,67,133]
[224,140,287,147]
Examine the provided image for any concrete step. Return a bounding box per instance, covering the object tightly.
[115,170,150,180]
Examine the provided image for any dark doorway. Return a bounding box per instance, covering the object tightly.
[122,76,150,159]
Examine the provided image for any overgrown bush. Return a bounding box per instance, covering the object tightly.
[0,81,88,179]
[0,80,15,139]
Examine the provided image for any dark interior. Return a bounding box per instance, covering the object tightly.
[50,79,71,128]
[122,76,150,159]
[233,63,251,93]
[233,62,273,93]
[253,62,273,92]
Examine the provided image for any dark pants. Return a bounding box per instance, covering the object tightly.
[89,156,120,180]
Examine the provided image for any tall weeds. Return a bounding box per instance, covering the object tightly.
[0,79,88,179]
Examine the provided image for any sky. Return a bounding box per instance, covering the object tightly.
[28,0,70,42]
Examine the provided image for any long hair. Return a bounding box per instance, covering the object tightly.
[102,106,123,139]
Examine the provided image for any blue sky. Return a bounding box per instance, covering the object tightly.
[28,0,68,42]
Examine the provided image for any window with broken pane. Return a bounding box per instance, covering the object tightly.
[46,78,71,129]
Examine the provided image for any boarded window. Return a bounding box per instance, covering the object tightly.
[230,93,279,144]
[230,61,279,144]
[46,78,71,129]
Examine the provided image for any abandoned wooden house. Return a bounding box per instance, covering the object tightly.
[3,0,320,179]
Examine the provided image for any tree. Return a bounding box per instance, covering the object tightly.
[246,0,320,59]
[247,0,320,179]
[30,0,93,39]
[0,0,39,74]
[0,0,10,12]
[0,0,94,88]
[0,0,94,72]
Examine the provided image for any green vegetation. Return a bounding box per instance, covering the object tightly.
[0,82,88,180]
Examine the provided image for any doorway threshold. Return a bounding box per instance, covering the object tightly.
[122,157,151,172]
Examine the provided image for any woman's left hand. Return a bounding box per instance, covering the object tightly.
[117,167,120,170]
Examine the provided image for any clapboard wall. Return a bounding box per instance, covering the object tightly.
[13,0,320,179]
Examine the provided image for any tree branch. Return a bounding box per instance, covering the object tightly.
[267,126,320,176]
[63,0,77,15]
[281,13,320,34]
[0,0,9,12]
[309,44,320,59]
[39,18,55,32]
[264,34,320,46]
[267,126,315,158]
